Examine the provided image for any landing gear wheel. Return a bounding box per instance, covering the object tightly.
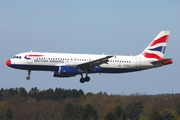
[80,78,85,83]
[26,76,30,80]
[79,72,91,83]
[85,76,90,82]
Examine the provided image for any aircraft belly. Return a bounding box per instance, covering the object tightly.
[100,68,141,73]
[10,64,58,71]
[99,62,140,73]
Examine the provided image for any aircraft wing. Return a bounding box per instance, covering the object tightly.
[76,55,113,70]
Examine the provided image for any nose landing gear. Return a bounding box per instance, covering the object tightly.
[26,70,31,80]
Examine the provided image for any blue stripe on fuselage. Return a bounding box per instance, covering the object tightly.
[10,64,58,71]
[10,64,141,73]
[100,68,142,73]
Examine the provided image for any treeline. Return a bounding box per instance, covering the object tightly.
[0,87,180,120]
[0,87,84,101]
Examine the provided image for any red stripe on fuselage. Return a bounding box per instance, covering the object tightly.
[27,55,44,57]
[150,35,168,46]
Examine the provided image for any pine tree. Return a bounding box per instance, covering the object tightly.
[4,107,13,120]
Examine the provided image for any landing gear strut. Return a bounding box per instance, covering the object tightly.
[26,70,31,80]
[79,74,90,83]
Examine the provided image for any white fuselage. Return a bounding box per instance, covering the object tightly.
[9,52,154,73]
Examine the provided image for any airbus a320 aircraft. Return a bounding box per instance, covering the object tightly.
[6,31,172,83]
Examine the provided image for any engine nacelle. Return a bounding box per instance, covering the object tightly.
[52,66,81,77]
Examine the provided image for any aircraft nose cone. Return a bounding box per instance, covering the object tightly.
[6,60,11,67]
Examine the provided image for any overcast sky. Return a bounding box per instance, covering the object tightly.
[1,0,180,95]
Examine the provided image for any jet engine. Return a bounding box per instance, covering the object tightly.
[52,66,82,77]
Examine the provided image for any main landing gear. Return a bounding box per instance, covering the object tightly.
[26,70,31,80]
[80,74,90,83]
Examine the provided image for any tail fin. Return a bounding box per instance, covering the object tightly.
[141,31,170,60]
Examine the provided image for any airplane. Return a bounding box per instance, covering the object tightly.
[6,31,172,83]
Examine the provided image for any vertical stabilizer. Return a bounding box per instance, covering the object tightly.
[141,31,170,60]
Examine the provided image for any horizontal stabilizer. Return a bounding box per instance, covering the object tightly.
[151,58,173,66]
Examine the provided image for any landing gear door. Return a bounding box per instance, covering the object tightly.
[136,57,141,68]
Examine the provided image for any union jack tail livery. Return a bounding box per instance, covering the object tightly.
[138,31,172,67]
[142,31,170,60]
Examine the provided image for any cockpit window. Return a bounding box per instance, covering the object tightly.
[13,56,21,59]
